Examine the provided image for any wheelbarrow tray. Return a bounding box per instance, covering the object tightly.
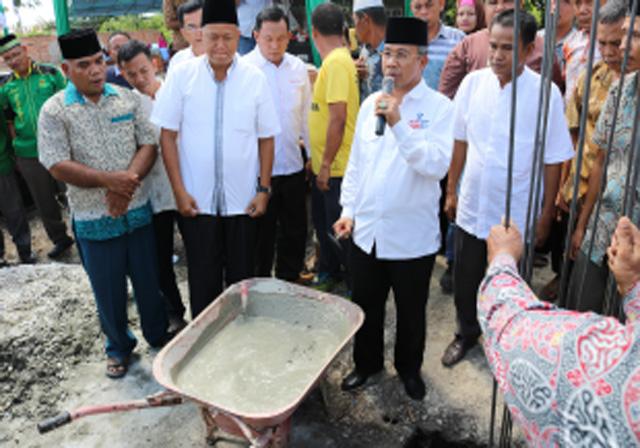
[152,278,364,431]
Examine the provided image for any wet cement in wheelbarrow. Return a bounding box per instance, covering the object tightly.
[174,293,346,415]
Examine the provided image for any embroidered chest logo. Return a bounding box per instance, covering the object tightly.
[408,113,429,130]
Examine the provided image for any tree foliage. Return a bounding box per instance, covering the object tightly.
[97,13,169,37]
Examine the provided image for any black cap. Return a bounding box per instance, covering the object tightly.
[0,33,20,54]
[202,0,238,26]
[385,17,428,46]
[58,29,102,60]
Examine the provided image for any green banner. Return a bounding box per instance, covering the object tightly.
[305,0,325,67]
[405,0,413,16]
[53,0,70,36]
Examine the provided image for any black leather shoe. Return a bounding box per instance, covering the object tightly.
[19,253,37,264]
[400,373,426,401]
[441,337,476,367]
[48,237,74,259]
[341,369,379,391]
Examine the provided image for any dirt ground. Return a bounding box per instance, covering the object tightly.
[0,212,552,447]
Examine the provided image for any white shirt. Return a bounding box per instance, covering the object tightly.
[151,55,280,216]
[243,48,311,176]
[167,46,196,74]
[453,67,573,240]
[340,80,454,260]
[237,0,272,37]
[135,85,176,213]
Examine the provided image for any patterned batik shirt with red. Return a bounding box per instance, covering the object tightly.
[562,30,601,107]
[478,253,640,446]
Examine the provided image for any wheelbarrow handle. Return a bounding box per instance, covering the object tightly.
[37,411,72,434]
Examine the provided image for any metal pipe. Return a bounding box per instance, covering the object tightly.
[557,0,603,307]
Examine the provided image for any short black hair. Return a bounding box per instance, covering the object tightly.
[490,9,537,47]
[117,39,151,65]
[255,6,290,31]
[355,6,387,27]
[311,3,345,37]
[178,0,203,26]
[108,31,131,44]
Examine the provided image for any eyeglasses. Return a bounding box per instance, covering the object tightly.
[381,50,418,62]
[184,24,201,31]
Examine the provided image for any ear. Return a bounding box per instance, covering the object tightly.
[253,29,259,41]
[61,61,70,77]
[419,53,429,70]
[521,41,535,62]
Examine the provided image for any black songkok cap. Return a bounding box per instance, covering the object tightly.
[0,34,20,54]
[58,29,102,60]
[202,0,238,26]
[385,17,428,46]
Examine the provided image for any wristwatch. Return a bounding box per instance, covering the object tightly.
[257,185,272,195]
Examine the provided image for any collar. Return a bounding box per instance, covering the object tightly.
[405,79,429,100]
[493,66,533,91]
[14,60,34,79]
[249,47,291,69]
[64,82,119,106]
[204,54,238,81]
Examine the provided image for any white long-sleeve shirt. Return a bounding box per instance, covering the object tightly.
[340,80,454,260]
[243,48,311,176]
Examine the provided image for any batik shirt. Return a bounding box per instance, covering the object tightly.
[359,41,384,102]
[563,30,601,107]
[38,82,157,240]
[582,73,640,265]
[479,253,640,446]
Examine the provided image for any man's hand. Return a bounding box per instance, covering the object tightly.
[487,223,523,264]
[333,217,353,239]
[305,159,312,181]
[316,164,331,192]
[607,217,640,295]
[355,57,369,81]
[103,171,140,198]
[569,225,585,260]
[175,189,199,217]
[105,190,131,217]
[375,93,401,127]
[445,192,458,221]
[556,191,569,213]
[246,192,269,218]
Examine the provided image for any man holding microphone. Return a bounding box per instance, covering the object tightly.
[334,17,454,400]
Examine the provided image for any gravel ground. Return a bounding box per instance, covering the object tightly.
[0,213,551,447]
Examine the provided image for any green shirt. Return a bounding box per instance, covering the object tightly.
[0,61,66,158]
[0,113,12,175]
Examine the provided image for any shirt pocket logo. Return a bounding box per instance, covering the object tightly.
[111,113,134,123]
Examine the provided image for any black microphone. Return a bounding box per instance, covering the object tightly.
[375,76,394,136]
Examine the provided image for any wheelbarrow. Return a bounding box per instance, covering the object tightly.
[37,278,364,447]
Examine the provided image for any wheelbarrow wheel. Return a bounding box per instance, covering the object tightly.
[269,418,291,447]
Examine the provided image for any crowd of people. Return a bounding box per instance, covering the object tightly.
[0,0,639,443]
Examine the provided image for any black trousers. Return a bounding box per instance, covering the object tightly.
[180,215,257,318]
[351,242,435,376]
[153,211,185,320]
[255,170,307,281]
[453,227,486,340]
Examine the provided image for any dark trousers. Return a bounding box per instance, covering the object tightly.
[180,214,256,318]
[351,242,435,375]
[76,223,168,361]
[16,156,68,244]
[565,249,610,313]
[255,170,307,281]
[453,227,486,340]
[153,211,185,320]
[0,170,31,257]
[311,176,345,278]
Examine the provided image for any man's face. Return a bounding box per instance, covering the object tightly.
[484,0,515,27]
[119,53,157,93]
[353,12,370,43]
[571,0,598,32]
[254,19,290,65]
[488,23,527,81]
[621,15,640,73]
[381,43,427,90]
[62,52,107,97]
[203,23,239,68]
[108,34,130,63]
[410,0,446,28]
[557,0,575,30]
[598,20,624,72]
[2,45,29,74]
[181,8,204,55]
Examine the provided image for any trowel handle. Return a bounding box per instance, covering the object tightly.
[37,411,72,433]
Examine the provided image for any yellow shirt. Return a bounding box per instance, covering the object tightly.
[309,47,360,177]
[562,62,615,204]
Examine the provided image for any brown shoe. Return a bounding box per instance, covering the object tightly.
[441,337,476,367]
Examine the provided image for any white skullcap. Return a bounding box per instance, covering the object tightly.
[353,0,384,12]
